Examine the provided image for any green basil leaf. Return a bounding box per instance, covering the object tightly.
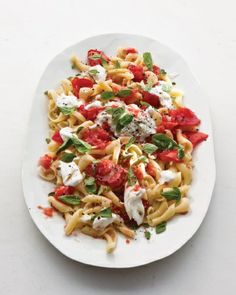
[143,223,150,228]
[97,186,103,195]
[59,107,75,115]
[155,221,167,234]
[115,60,121,68]
[89,69,99,75]
[84,176,97,194]
[101,91,115,100]
[144,231,151,240]
[59,195,81,205]
[161,187,181,202]
[89,54,101,60]
[56,138,73,154]
[117,89,132,98]
[177,146,185,159]
[45,138,51,144]
[152,133,178,150]
[111,107,125,122]
[143,143,158,155]
[101,58,108,67]
[48,192,55,197]
[125,136,136,149]
[76,126,84,134]
[116,114,133,132]
[91,207,112,221]
[160,69,167,75]
[60,152,76,163]
[143,52,153,71]
[128,167,137,186]
[71,137,91,153]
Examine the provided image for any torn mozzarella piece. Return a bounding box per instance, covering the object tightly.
[59,127,74,142]
[84,100,102,109]
[59,161,83,187]
[124,185,145,225]
[159,170,176,184]
[89,65,107,81]
[149,84,173,109]
[56,94,82,108]
[92,214,119,230]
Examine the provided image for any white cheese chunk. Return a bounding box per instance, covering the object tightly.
[59,127,74,142]
[56,94,82,108]
[89,65,107,81]
[159,170,176,184]
[59,161,83,187]
[92,213,118,230]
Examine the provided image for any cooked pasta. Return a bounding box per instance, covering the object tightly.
[38,47,208,253]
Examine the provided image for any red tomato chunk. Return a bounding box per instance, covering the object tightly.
[39,154,53,169]
[142,91,160,108]
[128,64,144,82]
[54,186,75,197]
[157,149,181,163]
[81,127,111,149]
[71,77,93,97]
[78,105,104,121]
[52,130,63,143]
[87,49,110,66]
[170,107,201,128]
[183,131,208,148]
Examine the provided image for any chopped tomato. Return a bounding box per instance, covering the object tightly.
[132,166,144,182]
[86,159,127,190]
[124,47,138,54]
[78,105,104,121]
[153,65,160,75]
[183,131,208,148]
[120,89,140,104]
[157,149,181,163]
[102,121,111,132]
[81,127,110,149]
[43,207,54,217]
[52,130,63,143]
[112,205,136,227]
[87,49,110,66]
[134,184,141,191]
[71,77,94,97]
[146,162,156,178]
[54,185,75,197]
[170,107,201,128]
[156,115,178,132]
[128,64,144,82]
[126,104,141,117]
[142,91,160,108]
[39,154,53,169]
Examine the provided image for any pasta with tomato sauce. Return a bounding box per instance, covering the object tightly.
[38,47,208,253]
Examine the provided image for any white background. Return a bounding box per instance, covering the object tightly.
[0,0,235,294]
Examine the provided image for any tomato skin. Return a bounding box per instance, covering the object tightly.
[142,91,160,108]
[52,130,64,143]
[124,47,138,54]
[146,162,156,178]
[39,155,53,170]
[87,49,110,66]
[170,107,201,128]
[153,65,160,75]
[81,127,110,149]
[86,160,127,190]
[132,166,144,182]
[71,77,93,97]
[157,149,181,163]
[54,186,74,198]
[183,131,208,148]
[128,64,144,82]
[78,105,104,121]
[156,116,178,133]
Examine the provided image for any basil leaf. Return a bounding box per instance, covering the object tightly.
[112,107,125,122]
[144,80,154,91]
[84,176,97,194]
[59,107,75,115]
[97,186,103,195]
[140,101,151,107]
[128,167,137,186]
[117,89,132,98]
[143,52,153,71]
[101,91,115,100]
[144,231,151,240]
[152,133,177,150]
[161,187,181,202]
[116,114,133,132]
[143,223,150,228]
[89,69,99,75]
[125,136,136,149]
[177,146,185,159]
[48,192,55,197]
[91,207,112,221]
[89,54,101,60]
[101,58,108,67]
[45,138,51,144]
[56,138,73,154]
[71,137,91,153]
[155,221,167,234]
[143,143,158,155]
[60,152,76,163]
[115,60,121,68]
[59,195,81,205]
[160,69,167,75]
